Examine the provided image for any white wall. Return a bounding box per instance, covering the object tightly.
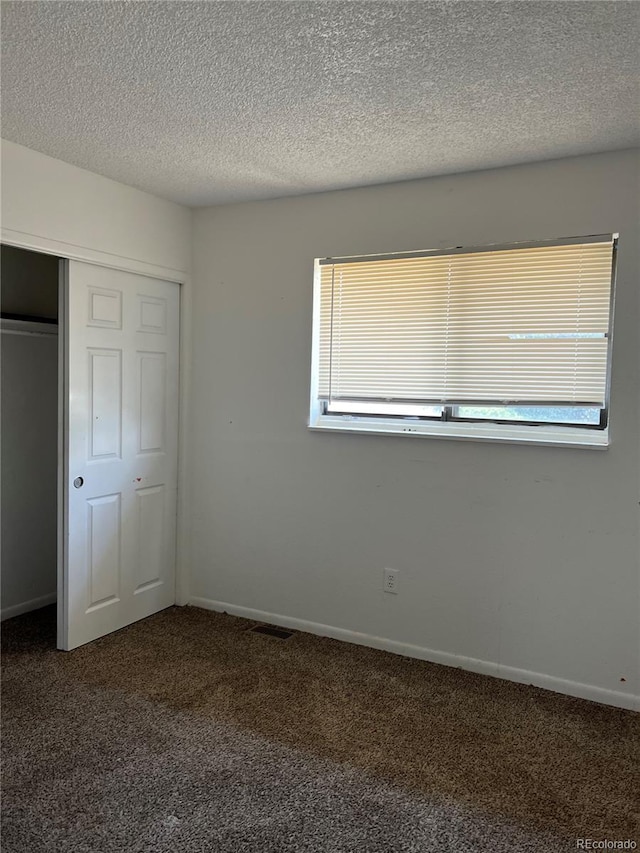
[191,149,640,710]
[1,322,58,618]
[1,140,191,276]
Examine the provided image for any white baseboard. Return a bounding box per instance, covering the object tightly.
[1,592,57,622]
[189,596,639,713]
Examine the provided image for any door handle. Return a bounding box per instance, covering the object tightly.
[73,477,84,489]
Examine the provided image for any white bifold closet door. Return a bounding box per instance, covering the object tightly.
[61,261,180,650]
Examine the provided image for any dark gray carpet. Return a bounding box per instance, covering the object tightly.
[2,605,638,852]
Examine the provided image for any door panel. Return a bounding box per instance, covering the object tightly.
[138,352,166,452]
[61,261,179,650]
[135,485,165,592]
[88,349,122,459]
[86,493,121,609]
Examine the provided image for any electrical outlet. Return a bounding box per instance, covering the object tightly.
[383,568,399,594]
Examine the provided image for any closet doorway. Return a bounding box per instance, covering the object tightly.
[1,246,59,626]
[1,245,181,650]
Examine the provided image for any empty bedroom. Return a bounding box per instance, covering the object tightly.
[1,2,639,851]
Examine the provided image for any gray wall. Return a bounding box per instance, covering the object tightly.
[190,149,639,708]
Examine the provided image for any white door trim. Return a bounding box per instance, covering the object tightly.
[58,262,69,647]
[1,229,192,637]
[1,227,186,283]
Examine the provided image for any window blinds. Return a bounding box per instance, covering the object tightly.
[317,238,614,407]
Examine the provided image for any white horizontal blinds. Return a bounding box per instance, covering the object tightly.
[318,239,614,405]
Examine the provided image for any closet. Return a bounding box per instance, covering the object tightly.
[2,244,181,647]
[1,245,59,621]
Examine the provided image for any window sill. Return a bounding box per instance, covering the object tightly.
[309,415,609,449]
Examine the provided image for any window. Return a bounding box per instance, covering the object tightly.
[309,235,617,447]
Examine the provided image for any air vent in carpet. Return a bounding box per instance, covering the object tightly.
[249,625,295,640]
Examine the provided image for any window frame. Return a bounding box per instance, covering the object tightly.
[309,235,618,448]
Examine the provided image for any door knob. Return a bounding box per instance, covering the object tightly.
[73,477,84,489]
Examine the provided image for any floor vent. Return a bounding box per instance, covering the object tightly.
[249,624,295,640]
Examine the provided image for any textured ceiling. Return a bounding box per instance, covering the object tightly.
[2,1,639,207]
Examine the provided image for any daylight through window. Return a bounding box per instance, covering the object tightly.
[310,235,616,443]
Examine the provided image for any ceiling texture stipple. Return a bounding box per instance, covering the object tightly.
[1,1,639,207]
